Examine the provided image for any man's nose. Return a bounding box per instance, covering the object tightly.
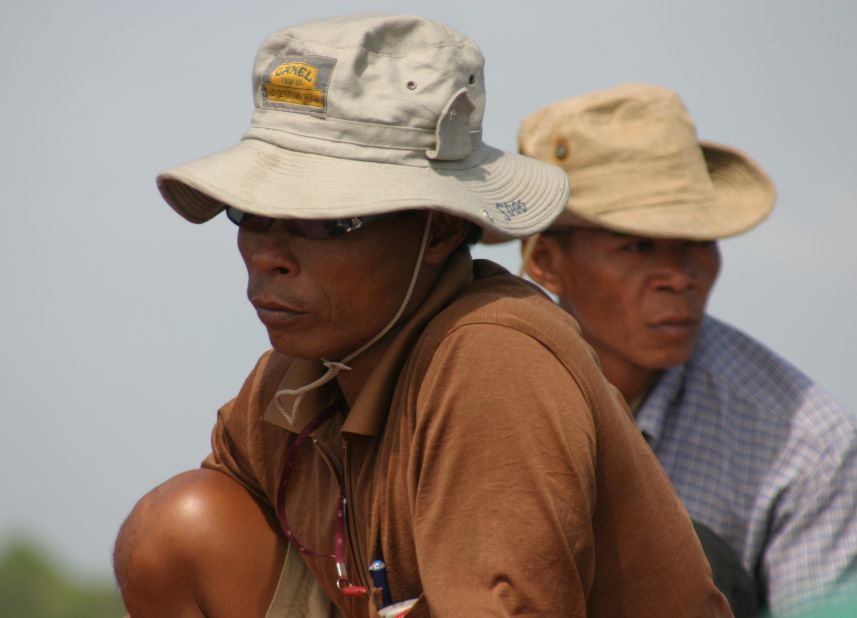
[240,226,298,275]
[653,249,697,292]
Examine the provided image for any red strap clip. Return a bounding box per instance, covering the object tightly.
[340,584,369,597]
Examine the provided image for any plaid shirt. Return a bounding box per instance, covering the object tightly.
[637,316,857,616]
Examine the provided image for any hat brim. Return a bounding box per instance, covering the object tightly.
[553,141,775,241]
[157,138,569,241]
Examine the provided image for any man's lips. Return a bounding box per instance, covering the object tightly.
[648,316,699,336]
[250,298,306,325]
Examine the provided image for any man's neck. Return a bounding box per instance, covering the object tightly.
[335,258,449,408]
[599,357,660,414]
[335,327,400,407]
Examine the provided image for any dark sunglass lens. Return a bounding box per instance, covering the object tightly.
[225,206,244,226]
[286,219,339,239]
[226,210,370,238]
[226,207,273,233]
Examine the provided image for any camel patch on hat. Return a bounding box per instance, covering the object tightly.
[260,55,336,114]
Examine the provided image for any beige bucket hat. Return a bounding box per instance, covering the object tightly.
[157,14,569,241]
[517,83,776,240]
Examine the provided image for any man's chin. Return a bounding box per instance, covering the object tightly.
[267,335,325,360]
[268,333,357,362]
[641,348,695,371]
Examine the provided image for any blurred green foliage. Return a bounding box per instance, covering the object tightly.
[0,538,125,618]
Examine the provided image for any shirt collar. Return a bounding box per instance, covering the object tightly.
[263,248,476,435]
[636,363,687,448]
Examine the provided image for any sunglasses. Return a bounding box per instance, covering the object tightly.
[224,206,386,239]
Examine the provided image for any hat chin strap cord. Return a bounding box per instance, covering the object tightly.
[274,211,434,420]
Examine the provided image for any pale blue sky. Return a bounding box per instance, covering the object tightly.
[1,0,855,577]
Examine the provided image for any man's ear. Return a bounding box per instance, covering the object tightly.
[524,234,566,296]
[422,212,470,266]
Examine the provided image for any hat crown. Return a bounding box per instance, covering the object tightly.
[248,14,486,165]
[517,83,775,240]
[520,83,700,173]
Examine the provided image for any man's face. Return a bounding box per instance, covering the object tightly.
[531,227,721,376]
[237,212,429,360]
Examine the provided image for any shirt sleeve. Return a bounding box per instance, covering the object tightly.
[407,324,598,616]
[762,394,857,615]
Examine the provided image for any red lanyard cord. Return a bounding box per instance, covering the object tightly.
[275,401,368,596]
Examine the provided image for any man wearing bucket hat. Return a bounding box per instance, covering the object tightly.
[519,83,857,616]
[113,18,730,618]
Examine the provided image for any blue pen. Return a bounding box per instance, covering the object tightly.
[369,559,393,608]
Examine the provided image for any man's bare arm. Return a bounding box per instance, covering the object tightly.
[114,469,285,618]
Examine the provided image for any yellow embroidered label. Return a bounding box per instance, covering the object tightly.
[260,54,335,113]
[265,62,325,108]
[271,62,317,87]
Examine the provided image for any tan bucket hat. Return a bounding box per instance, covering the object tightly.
[517,83,776,240]
[157,14,569,241]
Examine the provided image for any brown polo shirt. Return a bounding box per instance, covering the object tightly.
[203,249,730,617]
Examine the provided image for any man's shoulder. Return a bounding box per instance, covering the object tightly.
[412,260,616,401]
[693,316,810,393]
[426,260,588,352]
[407,260,628,429]
[688,316,851,433]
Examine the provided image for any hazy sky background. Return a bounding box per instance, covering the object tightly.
[1,1,855,578]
